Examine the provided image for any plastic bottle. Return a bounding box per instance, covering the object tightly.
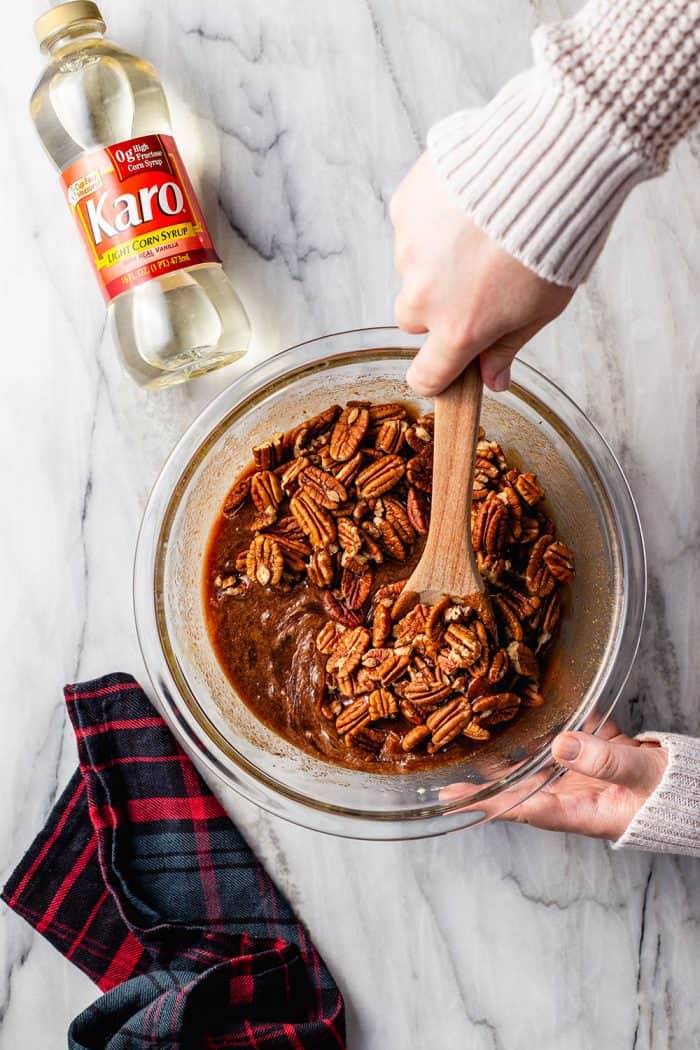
[31,1,250,388]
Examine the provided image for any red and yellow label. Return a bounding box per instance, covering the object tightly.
[61,134,220,302]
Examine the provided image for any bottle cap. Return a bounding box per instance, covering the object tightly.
[34,2,105,51]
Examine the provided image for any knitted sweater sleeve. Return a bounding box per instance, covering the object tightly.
[612,733,700,858]
[426,0,700,286]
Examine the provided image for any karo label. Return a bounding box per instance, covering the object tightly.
[60,134,220,302]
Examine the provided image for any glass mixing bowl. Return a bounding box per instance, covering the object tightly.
[134,327,646,839]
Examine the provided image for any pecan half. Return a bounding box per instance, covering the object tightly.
[337,517,363,557]
[514,471,545,506]
[543,540,575,582]
[525,535,556,597]
[316,621,345,654]
[376,647,412,685]
[472,691,520,717]
[341,562,373,610]
[246,535,284,587]
[299,465,347,508]
[348,725,385,752]
[308,548,335,588]
[253,433,284,470]
[401,725,431,752]
[368,688,398,721]
[383,497,416,545]
[377,518,408,561]
[322,590,364,627]
[507,641,539,678]
[399,699,425,725]
[330,406,370,461]
[394,604,429,645]
[426,699,473,750]
[472,493,507,555]
[444,623,483,669]
[521,684,545,707]
[463,720,491,741]
[487,649,510,684]
[290,491,337,547]
[250,469,282,511]
[223,475,251,516]
[406,451,432,492]
[325,625,371,677]
[401,679,453,707]
[335,697,370,735]
[368,402,408,423]
[372,604,392,648]
[406,486,430,534]
[355,455,406,499]
[375,418,407,454]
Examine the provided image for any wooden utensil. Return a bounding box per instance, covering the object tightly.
[393,360,485,618]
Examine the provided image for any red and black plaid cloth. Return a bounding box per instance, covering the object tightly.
[2,673,345,1049]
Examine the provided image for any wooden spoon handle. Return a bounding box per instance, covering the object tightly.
[422,360,483,568]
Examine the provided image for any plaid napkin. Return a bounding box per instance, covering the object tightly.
[2,673,345,1049]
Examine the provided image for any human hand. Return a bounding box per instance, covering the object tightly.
[390,153,574,396]
[502,719,667,841]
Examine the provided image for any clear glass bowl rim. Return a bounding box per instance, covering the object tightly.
[133,326,646,839]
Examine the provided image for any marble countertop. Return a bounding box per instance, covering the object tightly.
[2,1,699,1046]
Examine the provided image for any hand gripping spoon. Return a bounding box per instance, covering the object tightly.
[393,360,488,619]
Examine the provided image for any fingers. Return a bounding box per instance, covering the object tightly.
[552,732,665,793]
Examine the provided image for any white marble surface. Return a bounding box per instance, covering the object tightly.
[1,1,699,1047]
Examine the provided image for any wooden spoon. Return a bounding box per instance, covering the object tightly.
[394,359,486,618]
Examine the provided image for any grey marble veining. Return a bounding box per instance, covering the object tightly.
[1,2,698,1048]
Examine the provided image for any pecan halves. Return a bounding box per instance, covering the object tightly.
[330,405,370,461]
[355,455,406,499]
[246,535,284,587]
[290,490,337,547]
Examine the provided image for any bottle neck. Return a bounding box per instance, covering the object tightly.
[43,20,105,55]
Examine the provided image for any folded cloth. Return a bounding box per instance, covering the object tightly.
[2,673,345,1049]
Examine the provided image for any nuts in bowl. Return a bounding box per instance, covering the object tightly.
[205,398,575,771]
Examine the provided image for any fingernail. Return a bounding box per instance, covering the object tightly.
[555,734,582,762]
[492,368,511,393]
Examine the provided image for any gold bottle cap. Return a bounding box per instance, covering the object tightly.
[34,2,106,51]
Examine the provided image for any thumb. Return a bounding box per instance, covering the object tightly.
[406,331,485,397]
[552,732,662,792]
[479,319,545,392]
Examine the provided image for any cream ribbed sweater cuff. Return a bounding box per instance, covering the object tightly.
[427,0,700,286]
[426,67,650,287]
[613,733,700,857]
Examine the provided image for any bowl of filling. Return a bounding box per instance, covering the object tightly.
[134,327,646,839]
